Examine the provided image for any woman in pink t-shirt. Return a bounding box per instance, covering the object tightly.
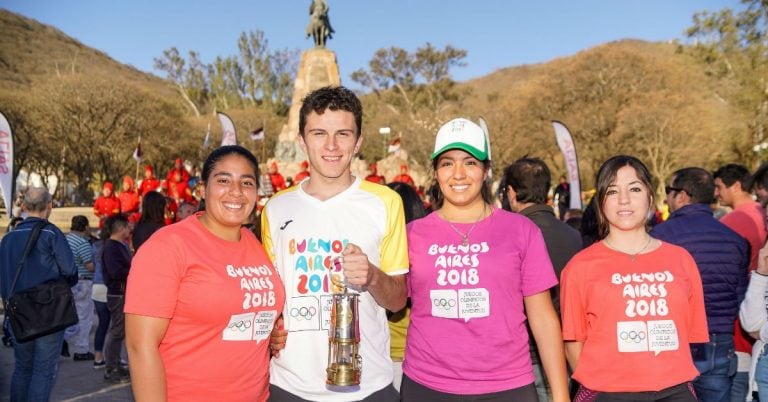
[124,146,285,402]
[401,118,569,402]
[560,155,708,401]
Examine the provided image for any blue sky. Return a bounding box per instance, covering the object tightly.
[3,1,734,87]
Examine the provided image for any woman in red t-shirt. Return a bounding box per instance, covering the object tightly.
[560,155,708,401]
[125,146,285,401]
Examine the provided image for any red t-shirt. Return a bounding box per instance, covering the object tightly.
[561,241,708,392]
[391,174,415,187]
[138,178,161,196]
[118,191,140,214]
[125,215,285,401]
[269,172,287,192]
[93,195,121,227]
[365,174,386,185]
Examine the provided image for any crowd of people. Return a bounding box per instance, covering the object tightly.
[3,85,768,402]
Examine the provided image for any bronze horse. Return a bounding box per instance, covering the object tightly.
[306,0,334,48]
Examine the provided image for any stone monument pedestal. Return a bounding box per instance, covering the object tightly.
[274,48,341,163]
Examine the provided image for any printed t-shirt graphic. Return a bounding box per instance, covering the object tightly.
[125,215,285,402]
[560,241,708,393]
[403,208,558,395]
[261,177,409,401]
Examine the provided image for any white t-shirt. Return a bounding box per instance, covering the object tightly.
[261,176,409,401]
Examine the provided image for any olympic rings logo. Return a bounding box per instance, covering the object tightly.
[290,306,317,321]
[619,330,647,343]
[228,320,252,332]
[432,298,456,310]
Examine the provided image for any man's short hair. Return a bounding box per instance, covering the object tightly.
[713,163,751,190]
[501,157,551,204]
[298,86,363,137]
[672,167,714,205]
[70,215,89,232]
[23,187,51,212]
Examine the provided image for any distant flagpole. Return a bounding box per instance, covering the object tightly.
[132,135,142,180]
[0,111,14,217]
[203,123,211,150]
[217,112,237,146]
[552,120,582,209]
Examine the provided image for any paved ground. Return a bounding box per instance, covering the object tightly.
[0,314,135,401]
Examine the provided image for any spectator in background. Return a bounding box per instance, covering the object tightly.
[166,157,190,185]
[392,164,415,187]
[93,181,121,228]
[91,234,109,369]
[101,214,132,384]
[386,181,428,392]
[138,165,160,197]
[0,187,77,401]
[553,175,570,221]
[580,197,599,248]
[131,192,166,252]
[293,160,311,184]
[751,162,768,208]
[501,157,582,401]
[652,167,749,401]
[268,161,287,193]
[64,215,96,362]
[714,163,768,402]
[365,161,386,184]
[176,201,197,222]
[118,176,140,222]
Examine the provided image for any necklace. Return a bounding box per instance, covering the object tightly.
[443,206,486,247]
[603,235,653,262]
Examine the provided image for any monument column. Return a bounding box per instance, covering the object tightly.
[274,49,341,162]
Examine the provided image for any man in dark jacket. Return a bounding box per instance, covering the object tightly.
[651,167,749,402]
[0,186,77,401]
[501,157,582,402]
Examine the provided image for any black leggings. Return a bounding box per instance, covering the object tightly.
[574,382,697,402]
[400,374,538,402]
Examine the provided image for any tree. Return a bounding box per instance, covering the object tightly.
[351,43,468,162]
[154,47,207,117]
[685,1,768,165]
[35,74,191,202]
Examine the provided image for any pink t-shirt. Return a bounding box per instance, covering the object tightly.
[403,208,557,394]
[125,214,285,402]
[721,201,767,270]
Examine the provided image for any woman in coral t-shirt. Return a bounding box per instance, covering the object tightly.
[560,155,708,401]
[125,146,285,402]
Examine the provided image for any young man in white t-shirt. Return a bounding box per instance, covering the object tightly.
[261,86,409,402]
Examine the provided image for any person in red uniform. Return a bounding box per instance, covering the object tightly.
[138,165,161,197]
[268,162,287,193]
[293,160,311,184]
[93,181,121,228]
[118,175,141,222]
[391,164,415,187]
[365,162,386,184]
[168,169,193,205]
[166,158,190,185]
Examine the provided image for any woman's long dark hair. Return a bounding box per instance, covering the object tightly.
[138,191,166,225]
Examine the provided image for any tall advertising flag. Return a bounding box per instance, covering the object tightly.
[0,111,13,217]
[217,112,237,146]
[552,120,582,209]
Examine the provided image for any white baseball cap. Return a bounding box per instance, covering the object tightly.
[431,118,489,161]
